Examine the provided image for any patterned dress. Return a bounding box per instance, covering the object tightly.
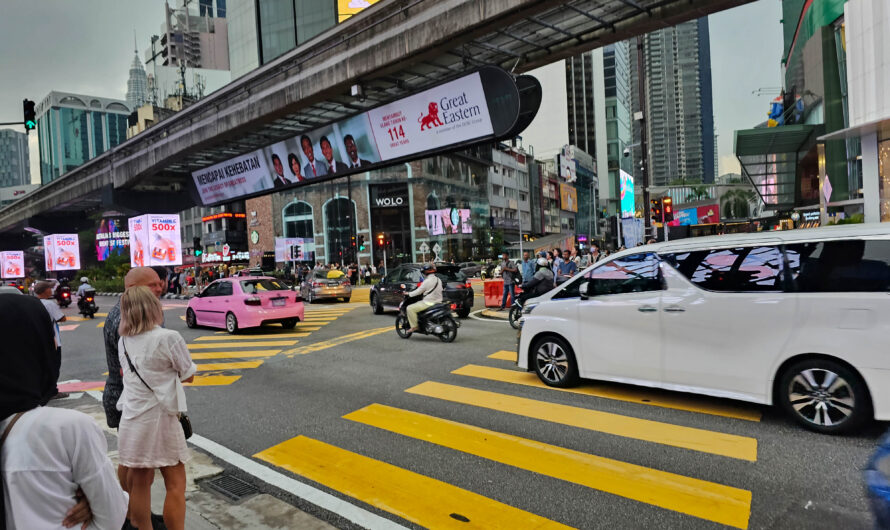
[102,301,123,428]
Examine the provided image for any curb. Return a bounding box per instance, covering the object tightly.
[479,308,510,320]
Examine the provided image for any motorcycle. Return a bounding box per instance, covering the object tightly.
[507,277,526,329]
[395,295,459,342]
[55,285,72,308]
[77,289,98,318]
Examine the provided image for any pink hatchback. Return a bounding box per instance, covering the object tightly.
[186,277,305,334]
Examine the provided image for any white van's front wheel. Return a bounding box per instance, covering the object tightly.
[778,359,870,434]
[532,336,578,388]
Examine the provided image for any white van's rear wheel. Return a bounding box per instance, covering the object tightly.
[778,359,870,434]
[532,336,578,388]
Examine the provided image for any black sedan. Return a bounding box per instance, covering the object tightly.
[370,263,473,318]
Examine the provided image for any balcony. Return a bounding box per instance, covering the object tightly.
[490,216,520,231]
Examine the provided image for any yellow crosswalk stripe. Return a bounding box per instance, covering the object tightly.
[405,381,757,461]
[254,436,572,530]
[196,360,263,371]
[97,321,105,328]
[283,326,392,356]
[300,319,336,323]
[189,349,281,360]
[212,325,322,335]
[194,333,310,341]
[184,375,240,386]
[188,340,297,349]
[295,326,322,331]
[452,365,762,422]
[345,404,751,529]
[95,312,108,317]
[488,350,517,362]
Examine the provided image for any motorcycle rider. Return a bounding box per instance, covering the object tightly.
[76,277,94,299]
[517,257,555,306]
[405,264,443,333]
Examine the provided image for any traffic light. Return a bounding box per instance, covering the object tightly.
[662,197,673,223]
[351,235,356,247]
[22,99,36,133]
[357,235,365,251]
[650,199,661,222]
[377,233,384,247]
[193,237,202,257]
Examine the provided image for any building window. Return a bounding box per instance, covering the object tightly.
[323,197,355,264]
[258,0,296,64]
[283,200,315,258]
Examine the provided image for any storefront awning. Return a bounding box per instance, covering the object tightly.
[818,116,890,142]
[734,124,821,210]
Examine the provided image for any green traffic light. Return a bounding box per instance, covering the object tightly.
[25,120,36,129]
[195,249,203,256]
[359,245,365,251]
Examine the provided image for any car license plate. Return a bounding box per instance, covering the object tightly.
[272,298,286,307]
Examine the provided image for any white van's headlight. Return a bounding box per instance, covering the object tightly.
[522,303,538,315]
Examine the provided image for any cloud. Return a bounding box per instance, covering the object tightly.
[719,155,741,177]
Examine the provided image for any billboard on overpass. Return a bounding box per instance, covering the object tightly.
[191,67,539,206]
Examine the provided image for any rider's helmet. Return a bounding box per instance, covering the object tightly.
[536,257,549,269]
[80,276,89,283]
[420,263,436,275]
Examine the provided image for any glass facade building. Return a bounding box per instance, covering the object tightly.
[36,92,131,185]
[0,129,30,187]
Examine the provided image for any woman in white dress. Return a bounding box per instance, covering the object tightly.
[117,286,197,530]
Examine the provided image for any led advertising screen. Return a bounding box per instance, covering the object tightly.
[274,237,310,262]
[44,234,81,271]
[0,251,24,278]
[192,71,497,206]
[128,214,182,267]
[619,170,635,218]
[559,184,578,213]
[425,208,472,236]
[95,217,129,261]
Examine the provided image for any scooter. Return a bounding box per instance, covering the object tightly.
[395,295,459,342]
[77,290,98,318]
[55,285,72,308]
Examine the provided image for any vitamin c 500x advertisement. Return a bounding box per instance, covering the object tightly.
[44,234,81,271]
[0,251,24,278]
[128,214,182,267]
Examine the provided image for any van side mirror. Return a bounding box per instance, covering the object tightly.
[579,282,589,300]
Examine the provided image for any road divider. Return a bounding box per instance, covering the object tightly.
[451,364,762,422]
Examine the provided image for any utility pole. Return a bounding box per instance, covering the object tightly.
[636,35,652,238]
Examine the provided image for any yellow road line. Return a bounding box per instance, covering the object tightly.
[452,365,762,422]
[283,326,392,356]
[188,340,297,349]
[97,321,105,328]
[488,350,517,362]
[184,375,240,386]
[345,404,751,529]
[95,312,108,317]
[295,326,323,331]
[194,333,309,341]
[196,360,263,371]
[406,382,757,462]
[190,350,281,360]
[254,436,571,529]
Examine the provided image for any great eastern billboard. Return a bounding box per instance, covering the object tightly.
[190,66,541,206]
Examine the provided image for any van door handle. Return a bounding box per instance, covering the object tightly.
[664,305,685,313]
[637,305,658,313]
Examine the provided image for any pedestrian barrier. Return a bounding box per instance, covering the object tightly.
[483,279,522,308]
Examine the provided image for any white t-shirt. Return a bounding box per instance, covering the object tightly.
[1,407,128,529]
[40,298,64,348]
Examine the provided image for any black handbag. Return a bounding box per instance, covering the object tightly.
[122,341,192,439]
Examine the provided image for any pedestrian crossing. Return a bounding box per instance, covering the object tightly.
[252,350,762,529]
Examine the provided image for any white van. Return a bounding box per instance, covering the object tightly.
[517,224,890,433]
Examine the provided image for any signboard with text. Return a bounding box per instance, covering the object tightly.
[128,214,182,267]
[619,170,635,218]
[559,184,578,213]
[44,234,81,271]
[275,237,309,262]
[0,251,24,278]
[190,67,533,206]
[96,217,129,261]
[425,208,472,236]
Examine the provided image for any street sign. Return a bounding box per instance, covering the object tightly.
[432,243,441,253]
[419,242,429,253]
[222,243,230,257]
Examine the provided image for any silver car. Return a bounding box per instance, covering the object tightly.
[300,270,352,303]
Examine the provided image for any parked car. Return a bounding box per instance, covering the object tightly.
[370,263,473,318]
[186,277,304,334]
[0,285,23,295]
[517,224,890,434]
[300,269,352,303]
[458,262,484,278]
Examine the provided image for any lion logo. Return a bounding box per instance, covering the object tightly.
[418,102,443,130]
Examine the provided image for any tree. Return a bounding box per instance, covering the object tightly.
[721,189,758,220]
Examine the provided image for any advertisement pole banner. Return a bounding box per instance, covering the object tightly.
[274,237,306,262]
[424,208,472,236]
[43,234,81,271]
[0,251,24,278]
[619,170,635,218]
[128,214,182,267]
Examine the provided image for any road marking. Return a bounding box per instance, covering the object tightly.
[185,375,241,386]
[97,321,105,328]
[452,365,762,422]
[60,324,79,331]
[196,360,264,371]
[189,350,281,360]
[295,326,323,331]
[66,316,90,322]
[405,381,757,461]
[283,326,392,356]
[194,333,310,341]
[468,309,510,323]
[255,436,570,530]
[488,350,517,362]
[345,404,751,529]
[95,312,108,317]
[212,326,323,334]
[300,318,336,322]
[179,315,186,321]
[188,340,297,349]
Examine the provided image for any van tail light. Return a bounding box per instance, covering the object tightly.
[312,281,321,287]
[244,297,262,306]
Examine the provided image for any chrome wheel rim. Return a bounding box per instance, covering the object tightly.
[787,368,855,427]
[186,310,195,327]
[535,342,568,383]
[226,314,236,332]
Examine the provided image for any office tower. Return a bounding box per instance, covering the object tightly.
[0,129,30,187]
[126,48,149,109]
[632,18,716,186]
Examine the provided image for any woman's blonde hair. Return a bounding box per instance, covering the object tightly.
[119,285,163,336]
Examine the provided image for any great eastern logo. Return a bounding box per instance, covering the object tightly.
[418,102,443,130]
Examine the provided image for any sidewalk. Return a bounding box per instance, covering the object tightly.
[478,308,510,320]
[56,398,335,530]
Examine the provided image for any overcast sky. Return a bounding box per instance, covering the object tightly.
[1,0,783,184]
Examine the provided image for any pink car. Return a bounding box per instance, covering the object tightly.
[186,276,305,334]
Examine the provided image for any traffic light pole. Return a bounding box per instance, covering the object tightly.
[636,36,652,238]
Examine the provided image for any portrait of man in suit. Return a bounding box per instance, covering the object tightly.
[271,153,291,188]
[320,136,347,175]
[343,134,372,169]
[300,135,328,178]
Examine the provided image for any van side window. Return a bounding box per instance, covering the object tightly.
[785,240,890,292]
[555,253,661,298]
[666,246,784,292]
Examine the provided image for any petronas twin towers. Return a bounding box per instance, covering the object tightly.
[126,47,148,109]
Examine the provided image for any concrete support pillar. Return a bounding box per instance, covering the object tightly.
[861,132,881,223]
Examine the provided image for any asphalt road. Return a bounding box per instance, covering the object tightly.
[56,294,883,529]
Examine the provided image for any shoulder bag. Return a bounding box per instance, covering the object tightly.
[121,340,192,439]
